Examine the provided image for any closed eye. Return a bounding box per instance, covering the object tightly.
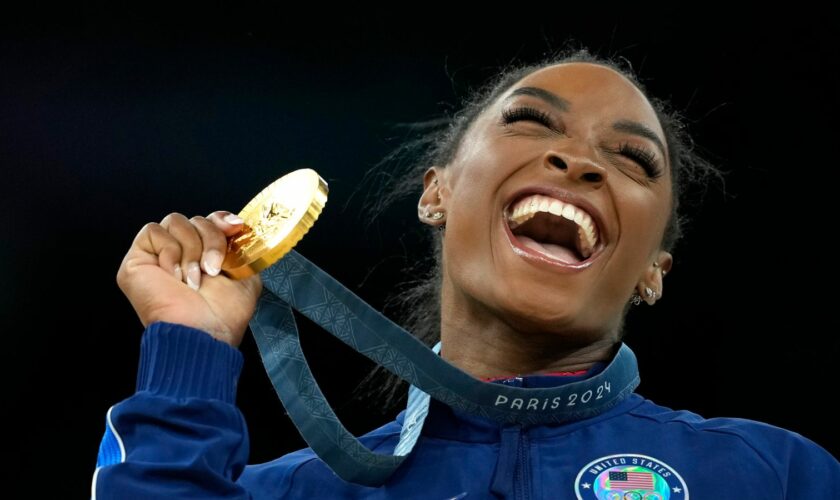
[615,142,664,179]
[500,106,555,129]
[502,105,664,180]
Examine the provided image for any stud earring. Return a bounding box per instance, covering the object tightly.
[630,287,658,306]
[645,287,658,305]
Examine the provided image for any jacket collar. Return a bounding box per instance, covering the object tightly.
[394,342,644,448]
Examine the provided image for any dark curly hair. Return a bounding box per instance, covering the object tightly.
[345,44,726,416]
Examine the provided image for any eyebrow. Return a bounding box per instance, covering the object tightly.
[506,86,571,112]
[505,86,668,160]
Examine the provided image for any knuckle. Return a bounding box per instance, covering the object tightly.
[161,212,186,224]
[140,221,159,233]
[195,217,224,239]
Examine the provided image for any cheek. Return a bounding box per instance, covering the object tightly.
[444,171,499,272]
[447,134,544,223]
[441,139,517,299]
[446,138,519,235]
[615,188,671,261]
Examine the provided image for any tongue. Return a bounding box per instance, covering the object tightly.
[517,235,582,264]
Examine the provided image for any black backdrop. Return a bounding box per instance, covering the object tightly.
[2,6,837,496]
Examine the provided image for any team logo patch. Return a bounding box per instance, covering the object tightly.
[574,454,689,499]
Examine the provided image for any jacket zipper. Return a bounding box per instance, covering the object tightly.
[515,425,532,500]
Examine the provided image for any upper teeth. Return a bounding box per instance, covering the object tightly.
[507,194,600,258]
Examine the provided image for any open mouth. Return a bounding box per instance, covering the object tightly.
[503,193,606,269]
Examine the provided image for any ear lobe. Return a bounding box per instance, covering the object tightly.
[634,251,673,305]
[417,166,446,225]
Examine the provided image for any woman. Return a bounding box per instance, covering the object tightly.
[92,48,839,498]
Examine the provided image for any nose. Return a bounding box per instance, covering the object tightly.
[543,150,608,186]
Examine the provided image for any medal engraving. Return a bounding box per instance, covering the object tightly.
[221,168,328,280]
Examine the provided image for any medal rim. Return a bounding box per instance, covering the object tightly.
[221,168,328,280]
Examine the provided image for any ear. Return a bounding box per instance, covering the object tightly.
[636,250,673,305]
[417,166,447,228]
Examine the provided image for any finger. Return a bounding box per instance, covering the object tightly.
[126,222,184,281]
[206,210,246,237]
[190,215,228,277]
[160,212,204,291]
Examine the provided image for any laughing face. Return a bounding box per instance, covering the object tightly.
[419,62,674,349]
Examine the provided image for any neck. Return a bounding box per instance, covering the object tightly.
[439,284,618,381]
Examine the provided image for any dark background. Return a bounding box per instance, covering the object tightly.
[2,6,837,496]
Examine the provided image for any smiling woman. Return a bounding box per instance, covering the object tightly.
[92,46,839,498]
[353,47,711,406]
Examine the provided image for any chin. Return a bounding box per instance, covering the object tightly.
[496,291,586,332]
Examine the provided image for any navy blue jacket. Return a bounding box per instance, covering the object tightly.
[92,322,840,499]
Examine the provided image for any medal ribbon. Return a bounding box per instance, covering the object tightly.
[249,249,640,486]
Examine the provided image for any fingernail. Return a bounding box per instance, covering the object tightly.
[173,264,182,282]
[203,249,222,277]
[187,262,201,290]
[224,214,244,224]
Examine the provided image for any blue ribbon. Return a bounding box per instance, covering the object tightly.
[249,249,640,486]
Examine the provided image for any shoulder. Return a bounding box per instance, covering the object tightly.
[628,397,830,452]
[628,397,839,494]
[237,414,404,494]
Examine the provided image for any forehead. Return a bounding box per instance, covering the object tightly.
[501,62,662,135]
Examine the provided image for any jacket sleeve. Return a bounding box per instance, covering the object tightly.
[779,430,840,499]
[739,418,840,498]
[90,321,272,499]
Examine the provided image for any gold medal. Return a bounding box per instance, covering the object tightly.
[221,168,328,280]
